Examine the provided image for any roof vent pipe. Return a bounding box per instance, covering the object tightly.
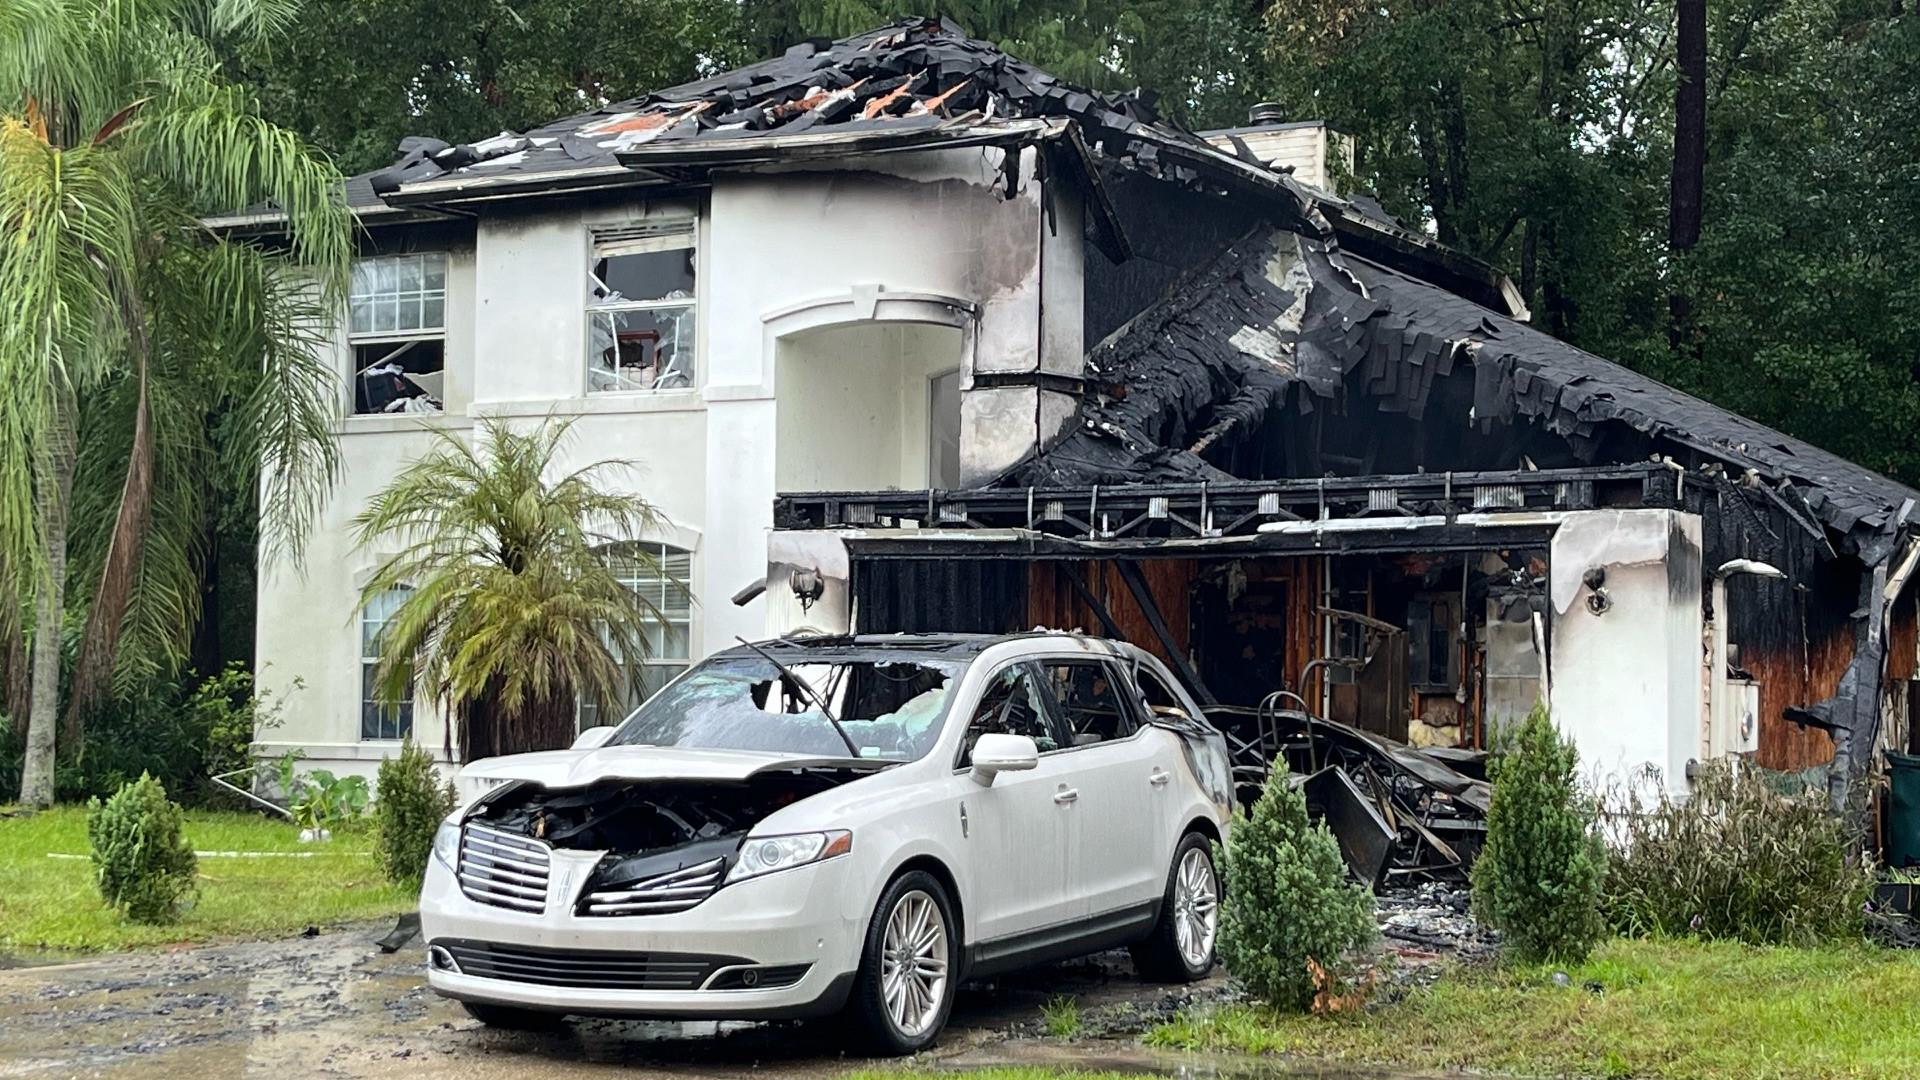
[1248,102,1286,126]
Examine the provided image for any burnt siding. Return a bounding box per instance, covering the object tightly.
[849,559,1028,635]
[1082,167,1270,349]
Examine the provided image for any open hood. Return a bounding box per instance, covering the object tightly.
[457,744,883,792]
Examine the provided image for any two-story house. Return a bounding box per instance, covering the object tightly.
[230,18,1318,776]
[235,17,1920,807]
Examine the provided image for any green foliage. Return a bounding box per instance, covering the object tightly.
[373,740,455,885]
[1601,760,1874,946]
[1217,774,1377,1011]
[225,0,753,174]
[352,416,670,760]
[1471,704,1605,964]
[86,773,198,924]
[285,768,369,832]
[0,664,284,806]
[1040,994,1082,1039]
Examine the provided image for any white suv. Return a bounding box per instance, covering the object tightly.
[419,632,1233,1054]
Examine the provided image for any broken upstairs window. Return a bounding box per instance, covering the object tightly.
[587,223,696,393]
[350,252,447,415]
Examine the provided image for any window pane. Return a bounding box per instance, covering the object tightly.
[1040,660,1134,744]
[374,296,397,332]
[423,255,446,291]
[422,297,444,329]
[587,305,695,392]
[349,298,372,336]
[373,259,395,292]
[963,665,1058,762]
[396,256,421,293]
[349,254,448,337]
[590,243,694,304]
[929,369,962,488]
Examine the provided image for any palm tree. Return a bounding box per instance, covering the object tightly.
[0,0,350,805]
[352,417,672,762]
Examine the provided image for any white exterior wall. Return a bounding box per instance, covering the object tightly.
[256,146,1083,781]
[1549,508,1705,794]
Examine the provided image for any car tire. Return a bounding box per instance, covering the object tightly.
[849,870,959,1055]
[459,1001,567,1031]
[1130,831,1220,983]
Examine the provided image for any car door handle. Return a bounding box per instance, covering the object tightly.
[1054,787,1079,805]
[1148,769,1171,788]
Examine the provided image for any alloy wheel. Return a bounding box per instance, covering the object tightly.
[1173,846,1219,969]
[879,888,949,1038]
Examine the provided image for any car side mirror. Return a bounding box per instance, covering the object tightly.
[572,726,617,751]
[969,733,1039,785]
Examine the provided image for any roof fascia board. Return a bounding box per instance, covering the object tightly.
[612,116,1061,170]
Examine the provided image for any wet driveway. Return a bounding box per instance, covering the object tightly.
[0,920,1247,1080]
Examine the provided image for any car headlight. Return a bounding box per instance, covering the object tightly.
[725,831,851,883]
[431,818,461,870]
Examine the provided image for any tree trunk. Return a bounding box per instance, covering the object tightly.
[66,282,157,743]
[456,675,575,765]
[1669,0,1707,343]
[18,386,78,808]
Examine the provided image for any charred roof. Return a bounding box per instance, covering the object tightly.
[1009,226,1918,561]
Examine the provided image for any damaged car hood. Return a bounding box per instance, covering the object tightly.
[458,745,886,791]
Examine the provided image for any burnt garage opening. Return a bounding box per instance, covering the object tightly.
[850,547,1546,753]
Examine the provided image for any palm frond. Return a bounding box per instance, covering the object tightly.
[354,417,676,760]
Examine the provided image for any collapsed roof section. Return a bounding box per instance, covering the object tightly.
[361,17,1319,233]
[1008,225,1918,562]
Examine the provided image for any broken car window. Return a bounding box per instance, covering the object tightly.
[606,654,961,761]
[1040,659,1135,746]
[959,663,1059,764]
[587,223,696,393]
[349,253,447,416]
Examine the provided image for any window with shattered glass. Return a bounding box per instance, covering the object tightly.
[349,252,447,415]
[587,223,696,393]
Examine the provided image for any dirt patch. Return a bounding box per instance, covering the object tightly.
[0,920,1233,1080]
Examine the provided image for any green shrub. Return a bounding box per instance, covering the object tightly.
[374,740,455,884]
[86,773,198,924]
[1471,703,1606,964]
[1217,773,1377,1011]
[0,664,288,807]
[1601,760,1873,945]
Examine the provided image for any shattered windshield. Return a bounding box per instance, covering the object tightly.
[605,654,966,762]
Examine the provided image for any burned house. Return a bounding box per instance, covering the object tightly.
[238,17,1916,811]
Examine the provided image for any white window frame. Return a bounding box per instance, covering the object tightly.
[359,585,415,742]
[579,542,695,729]
[585,222,698,395]
[347,252,448,415]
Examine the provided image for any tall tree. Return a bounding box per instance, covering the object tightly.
[353,417,669,762]
[225,0,752,174]
[1668,0,1707,340]
[0,0,349,806]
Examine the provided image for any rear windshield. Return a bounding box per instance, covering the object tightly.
[606,654,966,762]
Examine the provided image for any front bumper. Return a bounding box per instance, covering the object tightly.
[419,851,866,1019]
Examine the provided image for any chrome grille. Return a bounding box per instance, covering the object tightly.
[458,823,551,913]
[579,857,724,916]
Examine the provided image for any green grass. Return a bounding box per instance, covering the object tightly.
[1040,994,1082,1039]
[840,1060,1121,1068]
[0,805,414,951]
[842,1071,1131,1080]
[1149,937,1920,1080]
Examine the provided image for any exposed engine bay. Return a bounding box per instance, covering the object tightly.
[464,764,883,916]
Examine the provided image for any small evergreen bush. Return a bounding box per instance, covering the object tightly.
[1217,773,1377,1011]
[374,740,456,884]
[1602,760,1873,945]
[1471,703,1606,963]
[87,773,198,924]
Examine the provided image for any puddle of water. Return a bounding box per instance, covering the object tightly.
[0,948,87,971]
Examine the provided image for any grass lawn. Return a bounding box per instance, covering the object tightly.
[842,1072,1134,1080]
[1149,937,1920,1080]
[0,805,414,951]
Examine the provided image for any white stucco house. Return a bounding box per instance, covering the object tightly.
[233,18,1310,778]
[234,17,1920,805]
